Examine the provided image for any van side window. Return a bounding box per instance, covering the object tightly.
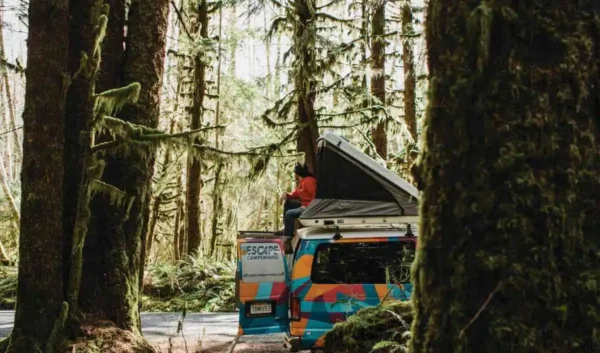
[311,241,415,284]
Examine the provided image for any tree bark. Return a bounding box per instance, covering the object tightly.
[145,195,162,261]
[0,1,21,159]
[173,190,182,261]
[81,0,169,332]
[185,0,208,256]
[0,156,18,225]
[410,2,600,353]
[228,4,237,78]
[294,0,319,173]
[371,1,387,158]
[401,1,417,143]
[96,0,125,92]
[64,0,95,311]
[145,120,174,259]
[7,0,68,350]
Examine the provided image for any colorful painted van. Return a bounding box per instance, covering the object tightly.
[235,225,416,352]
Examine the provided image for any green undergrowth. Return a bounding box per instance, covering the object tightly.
[0,259,236,313]
[0,266,17,310]
[324,300,413,353]
[142,256,236,313]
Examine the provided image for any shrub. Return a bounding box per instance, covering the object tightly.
[324,300,413,353]
[142,256,235,312]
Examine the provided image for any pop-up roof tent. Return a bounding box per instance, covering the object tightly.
[299,132,419,226]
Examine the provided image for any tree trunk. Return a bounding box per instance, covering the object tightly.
[228,4,237,78]
[64,0,95,315]
[178,204,187,258]
[209,162,223,256]
[173,191,182,261]
[370,1,387,158]
[145,195,162,260]
[185,0,208,256]
[0,156,18,225]
[410,2,600,353]
[96,0,126,93]
[7,0,68,350]
[401,1,417,143]
[294,0,319,173]
[0,2,21,159]
[81,0,169,333]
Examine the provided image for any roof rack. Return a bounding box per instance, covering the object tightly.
[237,231,282,239]
[299,215,419,227]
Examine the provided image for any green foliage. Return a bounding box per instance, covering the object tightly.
[0,266,16,310]
[324,300,413,353]
[142,256,235,312]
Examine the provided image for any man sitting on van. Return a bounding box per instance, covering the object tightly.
[278,163,316,237]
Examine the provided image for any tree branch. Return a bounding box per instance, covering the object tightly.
[170,0,193,41]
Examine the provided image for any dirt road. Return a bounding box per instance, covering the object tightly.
[1,311,300,353]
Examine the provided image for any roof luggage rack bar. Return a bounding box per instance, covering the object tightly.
[299,215,419,227]
[237,231,282,239]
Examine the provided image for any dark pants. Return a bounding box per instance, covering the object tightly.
[284,199,303,237]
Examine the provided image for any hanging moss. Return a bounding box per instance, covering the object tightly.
[93,82,141,117]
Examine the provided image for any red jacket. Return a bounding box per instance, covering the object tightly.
[287,176,317,207]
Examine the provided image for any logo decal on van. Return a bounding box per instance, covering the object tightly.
[243,244,280,260]
[240,243,285,283]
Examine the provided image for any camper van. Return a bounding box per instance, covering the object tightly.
[234,132,419,352]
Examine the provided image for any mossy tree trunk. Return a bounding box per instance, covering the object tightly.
[410,2,600,353]
[294,0,319,173]
[401,0,416,143]
[0,4,21,160]
[186,0,208,256]
[64,0,95,309]
[370,0,387,158]
[78,0,127,322]
[6,0,69,351]
[81,0,170,333]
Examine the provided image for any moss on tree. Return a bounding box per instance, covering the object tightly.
[410,2,600,353]
[324,301,413,353]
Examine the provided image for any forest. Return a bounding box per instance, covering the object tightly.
[0,0,598,353]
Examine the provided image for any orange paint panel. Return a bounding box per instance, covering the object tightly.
[239,282,259,304]
[290,317,309,336]
[315,335,326,347]
[375,284,391,300]
[292,254,314,279]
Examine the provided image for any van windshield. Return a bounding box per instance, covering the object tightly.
[311,241,415,284]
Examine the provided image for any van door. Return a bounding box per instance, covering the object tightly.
[236,232,290,335]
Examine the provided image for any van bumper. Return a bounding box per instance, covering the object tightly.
[284,332,301,352]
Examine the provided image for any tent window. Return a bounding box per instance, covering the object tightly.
[316,145,395,202]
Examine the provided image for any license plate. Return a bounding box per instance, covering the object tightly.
[250,303,272,315]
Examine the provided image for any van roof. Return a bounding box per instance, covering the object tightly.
[296,224,418,240]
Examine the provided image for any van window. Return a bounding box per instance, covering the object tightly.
[311,241,415,284]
